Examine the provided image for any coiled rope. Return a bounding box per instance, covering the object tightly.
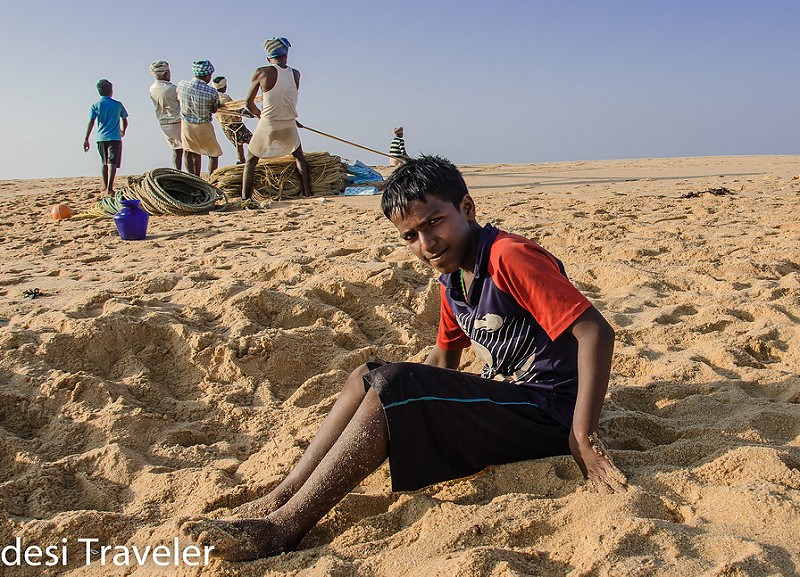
[81,168,226,217]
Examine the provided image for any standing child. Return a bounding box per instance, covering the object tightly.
[83,79,128,195]
[181,155,627,561]
[389,126,407,166]
[212,76,253,164]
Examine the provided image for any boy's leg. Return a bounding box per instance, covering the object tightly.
[236,144,245,164]
[106,163,117,194]
[241,151,259,200]
[102,141,121,194]
[208,156,219,176]
[97,142,108,193]
[181,386,388,561]
[292,145,311,197]
[233,364,372,518]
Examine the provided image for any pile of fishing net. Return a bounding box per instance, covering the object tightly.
[83,168,225,217]
[208,152,349,201]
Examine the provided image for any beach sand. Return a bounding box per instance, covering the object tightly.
[1,155,798,576]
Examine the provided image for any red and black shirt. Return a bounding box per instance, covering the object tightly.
[437,224,592,426]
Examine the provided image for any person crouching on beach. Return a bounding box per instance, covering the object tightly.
[83,79,128,196]
[181,155,628,561]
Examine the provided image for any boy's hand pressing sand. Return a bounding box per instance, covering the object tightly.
[570,431,628,493]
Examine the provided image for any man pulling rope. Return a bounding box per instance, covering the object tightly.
[241,37,311,203]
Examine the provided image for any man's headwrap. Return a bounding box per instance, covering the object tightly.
[150,60,170,77]
[212,77,227,90]
[264,37,291,59]
[192,60,215,77]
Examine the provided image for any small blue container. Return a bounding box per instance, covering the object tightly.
[114,199,150,240]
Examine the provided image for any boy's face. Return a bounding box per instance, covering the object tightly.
[389,194,476,274]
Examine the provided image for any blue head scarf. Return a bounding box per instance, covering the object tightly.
[264,37,291,59]
[192,60,215,77]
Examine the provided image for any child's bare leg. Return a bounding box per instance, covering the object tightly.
[107,164,117,194]
[233,364,372,517]
[182,387,388,561]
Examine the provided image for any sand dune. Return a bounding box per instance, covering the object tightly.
[1,155,798,576]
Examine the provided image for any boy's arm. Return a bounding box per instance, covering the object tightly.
[83,119,95,151]
[568,306,627,492]
[121,117,128,137]
[423,345,462,369]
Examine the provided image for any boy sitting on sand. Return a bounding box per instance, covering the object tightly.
[181,155,627,561]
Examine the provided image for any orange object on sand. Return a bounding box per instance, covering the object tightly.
[51,204,72,220]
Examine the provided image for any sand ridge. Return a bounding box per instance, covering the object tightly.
[0,155,798,576]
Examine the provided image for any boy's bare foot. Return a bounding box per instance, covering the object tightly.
[180,517,289,561]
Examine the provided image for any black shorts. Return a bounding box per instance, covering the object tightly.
[97,140,122,168]
[363,361,571,491]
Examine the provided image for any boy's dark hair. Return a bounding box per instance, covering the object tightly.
[382,155,468,219]
[96,79,112,96]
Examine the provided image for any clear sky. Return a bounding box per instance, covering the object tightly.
[2,0,798,180]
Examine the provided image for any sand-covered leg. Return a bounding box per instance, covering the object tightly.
[232,365,373,520]
[264,387,390,540]
[182,381,389,561]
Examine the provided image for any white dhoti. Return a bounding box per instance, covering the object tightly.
[181,120,223,157]
[160,122,182,149]
[248,118,301,158]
